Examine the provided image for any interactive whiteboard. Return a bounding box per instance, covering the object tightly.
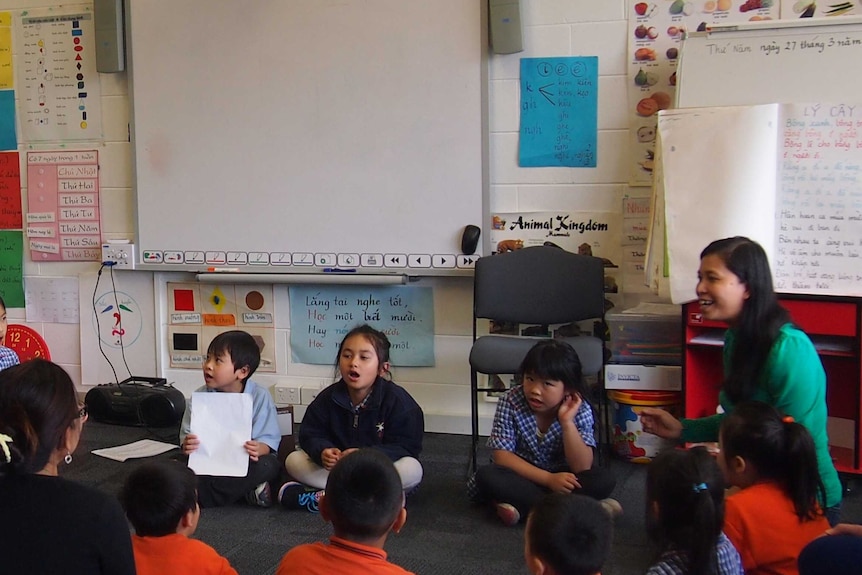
[126,0,485,275]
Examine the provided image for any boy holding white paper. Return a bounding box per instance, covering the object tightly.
[180,330,281,507]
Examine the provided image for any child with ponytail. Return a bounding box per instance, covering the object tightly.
[718,401,830,575]
[646,446,743,575]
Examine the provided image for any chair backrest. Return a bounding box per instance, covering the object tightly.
[473,246,605,326]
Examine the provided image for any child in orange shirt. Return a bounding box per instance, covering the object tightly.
[120,460,238,575]
[276,449,412,575]
[718,401,830,575]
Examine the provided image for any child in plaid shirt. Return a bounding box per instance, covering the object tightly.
[468,339,617,526]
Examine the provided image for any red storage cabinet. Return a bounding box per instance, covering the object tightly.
[683,296,861,474]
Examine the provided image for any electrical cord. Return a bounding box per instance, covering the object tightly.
[93,262,121,390]
[108,264,134,381]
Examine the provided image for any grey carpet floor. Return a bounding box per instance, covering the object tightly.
[66,421,862,575]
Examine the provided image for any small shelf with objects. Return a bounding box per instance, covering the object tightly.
[604,303,684,463]
[683,295,862,475]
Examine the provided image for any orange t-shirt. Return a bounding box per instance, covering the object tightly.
[724,481,829,575]
[132,533,238,575]
[276,536,414,575]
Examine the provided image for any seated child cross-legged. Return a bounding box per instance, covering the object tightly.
[276,448,414,575]
[719,401,830,575]
[525,492,613,575]
[120,460,239,575]
[646,447,744,575]
[281,324,424,511]
[468,339,618,526]
[180,330,281,508]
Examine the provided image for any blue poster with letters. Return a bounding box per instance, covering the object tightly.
[289,286,434,366]
[518,56,598,167]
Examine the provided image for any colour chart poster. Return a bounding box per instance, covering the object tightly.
[167,282,276,371]
[288,286,435,366]
[15,5,102,142]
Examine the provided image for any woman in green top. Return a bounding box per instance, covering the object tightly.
[640,236,842,524]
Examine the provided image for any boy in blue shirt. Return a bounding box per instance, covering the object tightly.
[180,330,280,507]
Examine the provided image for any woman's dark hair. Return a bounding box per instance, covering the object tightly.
[701,237,789,402]
[646,447,726,575]
[335,324,392,379]
[721,401,825,520]
[0,359,78,475]
[517,339,584,395]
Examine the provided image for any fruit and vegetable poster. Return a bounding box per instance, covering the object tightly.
[780,0,859,17]
[627,0,780,186]
[519,57,598,167]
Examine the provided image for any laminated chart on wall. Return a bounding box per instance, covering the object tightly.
[0,12,13,89]
[0,229,23,307]
[167,282,276,371]
[0,151,21,228]
[288,286,435,366]
[519,57,597,167]
[0,12,15,152]
[26,150,99,261]
[489,211,623,311]
[14,5,102,142]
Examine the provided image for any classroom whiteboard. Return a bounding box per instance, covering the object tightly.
[676,16,862,109]
[126,0,484,275]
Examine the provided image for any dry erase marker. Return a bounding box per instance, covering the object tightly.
[207,267,240,272]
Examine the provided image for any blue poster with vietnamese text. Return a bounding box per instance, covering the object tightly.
[289,285,434,366]
[519,56,597,168]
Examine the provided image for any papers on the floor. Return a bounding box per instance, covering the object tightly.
[92,439,178,462]
[188,391,252,477]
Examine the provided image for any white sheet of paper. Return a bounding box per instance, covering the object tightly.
[91,439,178,462]
[188,392,253,477]
[657,105,778,303]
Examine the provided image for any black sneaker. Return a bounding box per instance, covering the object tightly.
[278,481,323,513]
[245,481,272,507]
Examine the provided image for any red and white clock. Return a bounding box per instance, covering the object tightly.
[5,324,51,361]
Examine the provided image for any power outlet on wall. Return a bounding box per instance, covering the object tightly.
[101,242,136,269]
[274,385,300,405]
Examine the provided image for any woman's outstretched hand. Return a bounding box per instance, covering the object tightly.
[640,407,683,439]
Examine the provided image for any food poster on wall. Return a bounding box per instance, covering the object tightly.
[167,282,276,371]
[489,211,624,313]
[780,0,859,17]
[26,150,100,261]
[288,286,435,367]
[627,0,780,186]
[519,56,598,167]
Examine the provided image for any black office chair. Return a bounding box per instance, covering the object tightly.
[469,246,606,472]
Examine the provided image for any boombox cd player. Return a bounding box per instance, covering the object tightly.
[85,377,186,428]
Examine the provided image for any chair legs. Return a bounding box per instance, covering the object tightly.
[470,369,480,474]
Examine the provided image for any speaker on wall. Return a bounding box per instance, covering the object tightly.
[94,0,125,73]
[489,0,524,55]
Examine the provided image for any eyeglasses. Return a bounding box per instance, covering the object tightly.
[77,404,88,419]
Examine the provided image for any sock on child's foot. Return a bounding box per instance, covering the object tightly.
[278,481,324,513]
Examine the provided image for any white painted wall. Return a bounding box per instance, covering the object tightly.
[10,0,641,434]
